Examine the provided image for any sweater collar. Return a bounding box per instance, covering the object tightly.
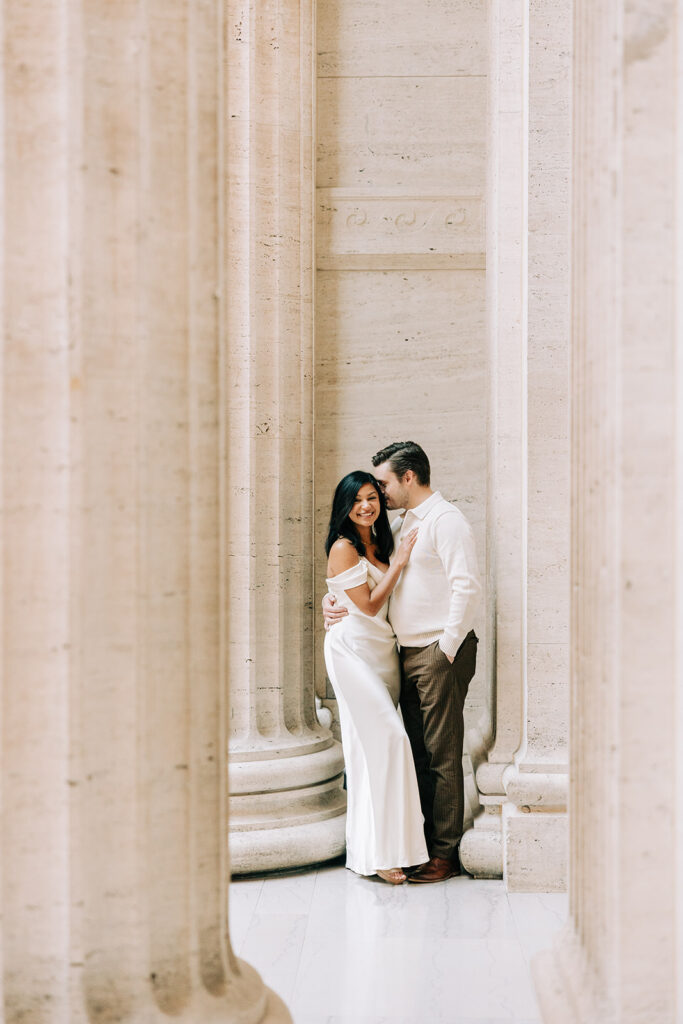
[401,490,442,521]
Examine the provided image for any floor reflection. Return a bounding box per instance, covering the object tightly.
[230,860,567,1023]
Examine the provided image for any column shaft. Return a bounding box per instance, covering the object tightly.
[501,0,571,893]
[224,0,346,874]
[1,1,290,1020]
[534,0,682,1019]
[2,1,72,1016]
[462,0,571,890]
[460,0,527,878]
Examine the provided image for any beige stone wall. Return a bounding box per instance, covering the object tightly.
[313,1,572,892]
[314,0,489,738]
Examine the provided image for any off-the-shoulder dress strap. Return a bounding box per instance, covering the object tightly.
[326,558,368,589]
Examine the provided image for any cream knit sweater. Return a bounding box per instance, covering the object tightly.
[388,491,481,657]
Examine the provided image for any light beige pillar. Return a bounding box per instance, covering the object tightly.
[461,0,571,889]
[224,0,347,874]
[499,0,571,893]
[534,0,682,1019]
[460,0,527,879]
[1,1,289,1021]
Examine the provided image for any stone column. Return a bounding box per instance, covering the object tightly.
[499,0,571,893]
[534,0,682,1020]
[224,0,347,874]
[1,1,289,1020]
[461,0,571,890]
[460,0,527,880]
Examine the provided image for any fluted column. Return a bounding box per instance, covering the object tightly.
[1,1,289,1021]
[534,0,682,1020]
[461,0,571,890]
[461,0,527,879]
[499,0,571,893]
[224,0,346,874]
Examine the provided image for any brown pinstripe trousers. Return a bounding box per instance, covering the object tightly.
[399,631,478,861]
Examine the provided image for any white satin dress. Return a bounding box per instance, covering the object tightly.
[324,556,428,875]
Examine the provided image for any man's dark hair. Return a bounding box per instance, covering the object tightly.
[371,441,431,486]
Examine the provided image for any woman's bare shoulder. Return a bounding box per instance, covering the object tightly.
[327,538,362,574]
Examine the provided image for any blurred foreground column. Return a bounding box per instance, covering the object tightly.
[0,0,289,1020]
[224,0,346,873]
[534,0,683,1020]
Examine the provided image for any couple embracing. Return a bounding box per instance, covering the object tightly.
[323,441,481,885]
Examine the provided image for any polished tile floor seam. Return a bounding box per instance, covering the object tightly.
[230,861,568,1024]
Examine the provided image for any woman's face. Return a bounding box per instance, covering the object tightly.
[347,483,381,529]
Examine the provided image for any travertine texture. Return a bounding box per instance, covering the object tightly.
[314,0,490,778]
[0,0,290,1020]
[7,3,682,1021]
[533,0,683,1019]
[225,0,347,874]
[461,0,571,890]
[315,0,571,891]
[501,0,571,893]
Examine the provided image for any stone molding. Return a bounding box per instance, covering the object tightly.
[503,767,568,811]
[462,762,569,885]
[316,190,485,268]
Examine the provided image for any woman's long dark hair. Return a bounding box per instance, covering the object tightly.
[325,470,394,564]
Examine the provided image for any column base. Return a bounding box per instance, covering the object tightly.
[502,805,567,891]
[230,813,347,875]
[460,804,504,878]
[229,739,347,875]
[261,987,295,1024]
[502,767,568,892]
[532,948,580,1024]
[531,929,605,1024]
[154,958,295,1022]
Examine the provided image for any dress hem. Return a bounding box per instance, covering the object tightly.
[346,849,429,876]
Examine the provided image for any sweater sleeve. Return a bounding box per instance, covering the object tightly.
[431,510,481,657]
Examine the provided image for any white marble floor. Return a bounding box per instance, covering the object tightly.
[230,859,567,1024]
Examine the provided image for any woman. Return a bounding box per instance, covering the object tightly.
[324,470,428,884]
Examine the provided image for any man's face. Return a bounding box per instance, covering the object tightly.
[373,461,409,511]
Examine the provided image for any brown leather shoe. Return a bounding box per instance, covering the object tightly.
[402,861,428,877]
[406,855,459,883]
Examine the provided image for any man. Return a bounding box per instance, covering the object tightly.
[324,441,480,882]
